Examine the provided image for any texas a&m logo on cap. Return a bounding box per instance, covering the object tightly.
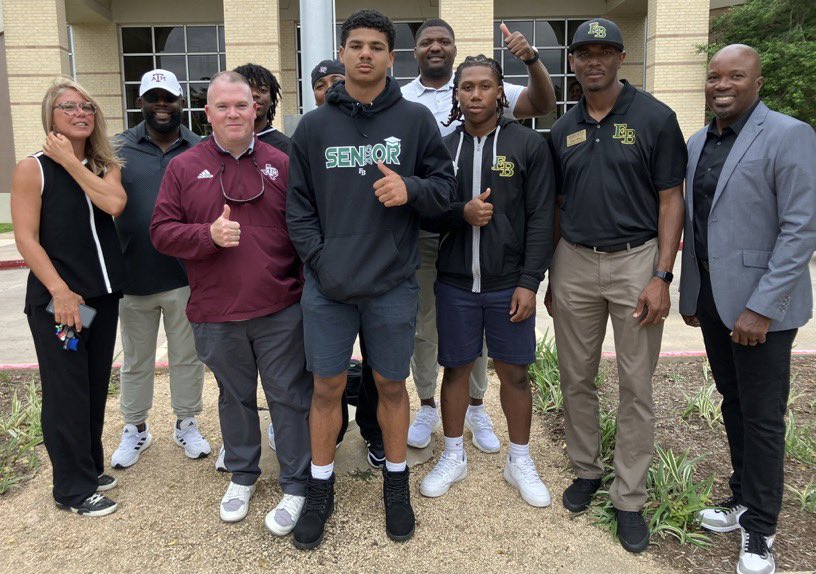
[152,73,166,83]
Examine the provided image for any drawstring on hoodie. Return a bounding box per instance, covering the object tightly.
[453,132,464,176]
[492,124,501,169]
[350,102,369,138]
[452,123,502,174]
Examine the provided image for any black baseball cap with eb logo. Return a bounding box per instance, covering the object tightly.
[568,18,624,52]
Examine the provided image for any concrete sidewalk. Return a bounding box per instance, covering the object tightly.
[2,231,815,366]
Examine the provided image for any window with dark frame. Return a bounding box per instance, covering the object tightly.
[120,25,227,136]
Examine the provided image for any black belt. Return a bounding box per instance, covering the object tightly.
[698,259,710,272]
[574,235,655,254]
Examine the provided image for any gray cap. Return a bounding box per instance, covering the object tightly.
[569,18,624,52]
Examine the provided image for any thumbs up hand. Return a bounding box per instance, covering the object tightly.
[210,204,241,247]
[464,188,494,227]
[500,22,537,64]
[373,161,408,207]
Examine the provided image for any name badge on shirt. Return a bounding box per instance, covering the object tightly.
[566,129,587,147]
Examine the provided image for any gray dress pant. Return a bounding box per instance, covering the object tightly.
[192,303,312,495]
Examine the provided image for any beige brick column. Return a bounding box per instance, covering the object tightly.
[279,19,299,119]
[223,0,283,129]
[616,15,646,89]
[3,0,70,161]
[72,24,124,134]
[439,0,492,66]
[646,0,708,138]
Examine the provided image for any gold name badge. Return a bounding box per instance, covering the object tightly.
[566,129,587,147]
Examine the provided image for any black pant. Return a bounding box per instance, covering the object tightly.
[355,332,382,443]
[27,294,119,506]
[696,267,795,535]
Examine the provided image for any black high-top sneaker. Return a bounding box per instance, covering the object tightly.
[292,474,335,550]
[383,467,415,542]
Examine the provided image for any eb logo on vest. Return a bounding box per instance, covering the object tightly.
[491,156,515,177]
[612,123,636,145]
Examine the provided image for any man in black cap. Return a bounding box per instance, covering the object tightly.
[546,18,687,553]
[311,59,345,107]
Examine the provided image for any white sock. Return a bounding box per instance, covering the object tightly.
[509,441,530,462]
[310,461,334,480]
[467,404,485,414]
[385,459,407,473]
[443,435,465,461]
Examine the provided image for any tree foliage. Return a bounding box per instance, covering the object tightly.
[705,0,816,127]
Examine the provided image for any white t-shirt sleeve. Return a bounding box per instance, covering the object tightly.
[502,81,525,119]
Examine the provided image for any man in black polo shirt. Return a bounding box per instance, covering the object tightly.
[546,19,686,553]
[111,69,209,470]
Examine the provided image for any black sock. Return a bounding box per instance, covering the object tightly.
[135,423,146,433]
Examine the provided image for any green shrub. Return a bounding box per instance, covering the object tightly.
[785,409,816,466]
[529,336,563,414]
[681,363,723,428]
[591,445,714,548]
[0,380,43,495]
[785,480,816,513]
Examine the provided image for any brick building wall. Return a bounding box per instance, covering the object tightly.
[223,0,283,129]
[646,0,709,138]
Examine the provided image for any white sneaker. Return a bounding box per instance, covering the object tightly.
[698,496,747,533]
[503,455,551,508]
[264,493,305,536]
[173,417,211,459]
[407,406,440,448]
[111,424,153,469]
[215,445,227,472]
[420,453,467,497]
[267,423,276,451]
[737,530,775,574]
[220,481,255,523]
[464,406,501,453]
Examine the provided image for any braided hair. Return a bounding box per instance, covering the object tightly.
[233,63,283,123]
[443,55,509,127]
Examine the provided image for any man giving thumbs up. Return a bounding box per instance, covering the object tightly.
[152,70,313,535]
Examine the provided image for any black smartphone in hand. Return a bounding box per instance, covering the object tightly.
[46,299,97,327]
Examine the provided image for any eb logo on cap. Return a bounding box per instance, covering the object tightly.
[587,22,607,39]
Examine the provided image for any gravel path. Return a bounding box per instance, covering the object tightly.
[0,371,683,574]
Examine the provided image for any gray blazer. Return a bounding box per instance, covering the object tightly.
[679,102,816,331]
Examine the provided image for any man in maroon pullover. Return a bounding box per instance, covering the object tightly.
[151,71,311,536]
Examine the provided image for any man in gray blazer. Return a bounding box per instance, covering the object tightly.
[679,44,816,574]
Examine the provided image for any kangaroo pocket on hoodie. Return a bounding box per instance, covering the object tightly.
[482,213,522,278]
[313,230,401,301]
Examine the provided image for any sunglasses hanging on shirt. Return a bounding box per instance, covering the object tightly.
[219,158,266,204]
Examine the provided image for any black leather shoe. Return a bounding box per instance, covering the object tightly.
[292,474,335,550]
[615,508,650,553]
[383,467,415,542]
[562,477,601,512]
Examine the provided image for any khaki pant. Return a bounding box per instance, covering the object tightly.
[411,235,488,400]
[551,239,663,511]
[119,286,204,425]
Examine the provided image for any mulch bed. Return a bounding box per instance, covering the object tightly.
[537,356,816,573]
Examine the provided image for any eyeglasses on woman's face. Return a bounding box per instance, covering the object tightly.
[54,101,97,115]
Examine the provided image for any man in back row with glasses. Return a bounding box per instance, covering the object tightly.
[150,70,312,535]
